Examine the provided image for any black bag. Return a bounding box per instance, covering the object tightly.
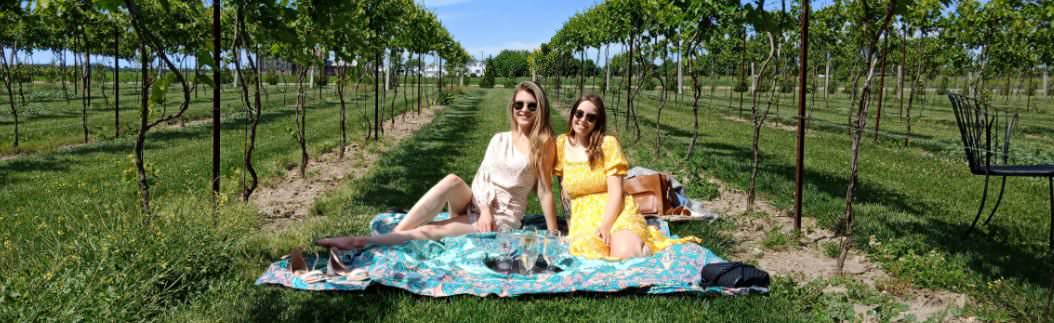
[700,262,770,288]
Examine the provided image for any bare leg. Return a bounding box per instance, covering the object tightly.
[316,215,478,250]
[393,174,474,232]
[609,230,645,260]
[315,174,476,250]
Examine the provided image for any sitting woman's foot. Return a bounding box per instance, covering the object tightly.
[314,236,367,250]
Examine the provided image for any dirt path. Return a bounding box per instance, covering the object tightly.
[253,107,441,232]
[702,176,972,322]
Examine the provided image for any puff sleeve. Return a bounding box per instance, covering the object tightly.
[554,135,565,177]
[602,136,629,177]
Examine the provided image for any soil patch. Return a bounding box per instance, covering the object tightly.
[253,107,440,232]
[702,176,971,322]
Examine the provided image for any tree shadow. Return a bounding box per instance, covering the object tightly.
[634,114,926,215]
[0,156,74,184]
[874,212,1054,287]
[246,92,485,321]
[248,285,400,322]
[697,141,926,220]
[347,94,483,211]
[674,123,1054,286]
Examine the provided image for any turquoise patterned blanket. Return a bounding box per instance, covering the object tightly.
[255,212,764,297]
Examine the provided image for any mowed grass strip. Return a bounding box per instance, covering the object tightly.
[162,88,906,323]
[0,84,433,322]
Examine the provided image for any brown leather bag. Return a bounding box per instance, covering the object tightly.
[623,174,673,215]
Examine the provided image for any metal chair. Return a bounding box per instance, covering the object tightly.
[948,94,1054,249]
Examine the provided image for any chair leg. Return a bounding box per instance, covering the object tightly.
[983,176,1008,226]
[1048,177,1052,250]
[965,175,992,237]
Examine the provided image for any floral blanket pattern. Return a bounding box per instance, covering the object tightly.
[255,212,766,297]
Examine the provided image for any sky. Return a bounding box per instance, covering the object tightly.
[421,0,601,61]
[423,0,837,62]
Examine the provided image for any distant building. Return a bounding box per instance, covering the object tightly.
[466,62,485,77]
[260,56,293,73]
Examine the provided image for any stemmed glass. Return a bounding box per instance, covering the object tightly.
[496,227,516,273]
[519,230,540,274]
[542,230,563,272]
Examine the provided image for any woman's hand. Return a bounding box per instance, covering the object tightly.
[595,223,613,246]
[475,209,496,233]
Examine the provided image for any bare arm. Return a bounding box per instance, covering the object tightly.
[537,139,558,233]
[596,175,625,245]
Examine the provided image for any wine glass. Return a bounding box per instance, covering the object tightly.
[542,230,563,271]
[519,231,540,274]
[495,227,515,273]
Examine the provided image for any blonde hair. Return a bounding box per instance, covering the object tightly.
[508,81,553,171]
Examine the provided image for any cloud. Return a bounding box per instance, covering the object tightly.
[422,0,471,8]
[467,41,542,60]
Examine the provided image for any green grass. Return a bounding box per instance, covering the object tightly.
[0,81,439,322]
[0,80,442,156]
[561,84,1054,321]
[152,88,921,322]
[3,81,1053,321]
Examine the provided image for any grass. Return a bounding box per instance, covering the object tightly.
[762,228,791,251]
[548,84,1054,321]
[152,88,922,322]
[0,80,437,322]
[3,79,1053,321]
[0,81,439,156]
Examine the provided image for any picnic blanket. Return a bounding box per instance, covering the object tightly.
[256,212,766,297]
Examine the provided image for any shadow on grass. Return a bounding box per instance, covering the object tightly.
[0,103,304,185]
[874,212,1054,288]
[636,114,926,216]
[248,287,400,322]
[640,108,1054,288]
[0,156,72,184]
[345,94,483,212]
[245,92,485,321]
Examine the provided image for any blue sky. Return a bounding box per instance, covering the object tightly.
[423,0,837,62]
[421,0,601,61]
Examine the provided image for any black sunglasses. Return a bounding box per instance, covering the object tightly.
[573,110,598,123]
[513,101,539,112]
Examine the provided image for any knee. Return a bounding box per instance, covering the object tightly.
[439,174,464,189]
[610,233,645,260]
[610,245,642,260]
[416,225,441,241]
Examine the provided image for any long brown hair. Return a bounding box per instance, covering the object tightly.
[508,81,553,171]
[567,95,607,169]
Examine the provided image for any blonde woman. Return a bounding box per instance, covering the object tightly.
[317,81,558,249]
[556,95,701,260]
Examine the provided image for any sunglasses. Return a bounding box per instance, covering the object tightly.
[513,101,539,112]
[573,110,598,123]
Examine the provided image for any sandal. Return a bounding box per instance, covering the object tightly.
[327,248,350,276]
[285,247,327,284]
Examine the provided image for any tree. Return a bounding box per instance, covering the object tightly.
[118,0,208,214]
[490,49,530,78]
[836,0,899,273]
[480,57,496,88]
[0,3,23,150]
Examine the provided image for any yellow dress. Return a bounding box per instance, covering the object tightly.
[555,134,702,260]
